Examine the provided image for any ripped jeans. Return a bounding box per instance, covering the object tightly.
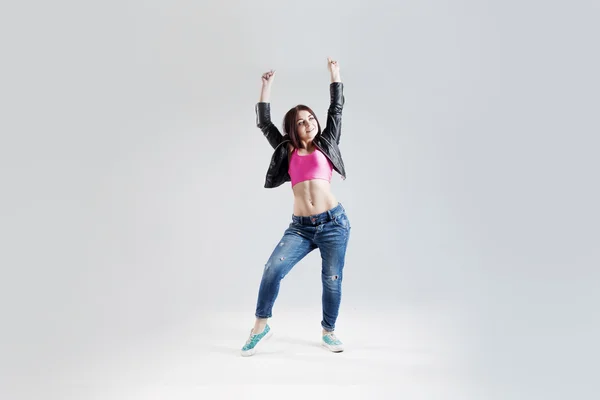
[255,203,351,332]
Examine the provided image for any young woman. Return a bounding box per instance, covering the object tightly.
[241,58,351,356]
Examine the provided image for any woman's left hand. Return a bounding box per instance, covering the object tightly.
[327,57,341,82]
[327,57,340,74]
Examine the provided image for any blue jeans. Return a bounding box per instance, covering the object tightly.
[255,203,351,332]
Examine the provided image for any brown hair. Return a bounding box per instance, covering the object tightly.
[282,105,322,149]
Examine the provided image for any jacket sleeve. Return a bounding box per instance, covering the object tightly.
[256,102,284,149]
[321,82,345,145]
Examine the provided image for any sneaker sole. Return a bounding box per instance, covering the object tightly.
[240,329,273,357]
[321,342,344,353]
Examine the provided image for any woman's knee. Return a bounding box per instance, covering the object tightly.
[262,255,289,280]
[322,272,343,288]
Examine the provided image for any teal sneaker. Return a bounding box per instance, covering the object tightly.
[240,324,272,357]
[322,332,344,352]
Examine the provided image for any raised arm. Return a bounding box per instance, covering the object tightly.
[256,70,284,149]
[321,58,345,145]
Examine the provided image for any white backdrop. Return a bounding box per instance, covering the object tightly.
[1,1,598,399]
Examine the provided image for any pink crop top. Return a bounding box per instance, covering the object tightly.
[288,147,333,186]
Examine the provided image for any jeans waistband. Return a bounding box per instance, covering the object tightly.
[291,203,346,226]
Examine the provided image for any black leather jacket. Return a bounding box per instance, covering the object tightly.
[255,82,347,188]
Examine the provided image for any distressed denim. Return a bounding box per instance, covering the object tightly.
[255,203,351,332]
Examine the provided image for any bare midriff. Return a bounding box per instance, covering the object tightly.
[291,179,338,217]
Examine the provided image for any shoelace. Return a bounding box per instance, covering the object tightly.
[324,333,341,344]
[245,330,257,346]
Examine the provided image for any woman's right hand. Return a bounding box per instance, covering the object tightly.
[261,69,276,86]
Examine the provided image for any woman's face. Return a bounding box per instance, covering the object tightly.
[295,110,317,142]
